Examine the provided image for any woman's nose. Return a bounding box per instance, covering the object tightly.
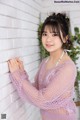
[46,36,51,42]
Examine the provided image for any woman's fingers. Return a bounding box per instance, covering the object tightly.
[8,59,19,72]
[10,59,18,68]
[15,58,24,71]
[8,57,25,73]
[8,61,13,72]
[15,58,22,63]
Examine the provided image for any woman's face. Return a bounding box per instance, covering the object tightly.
[42,26,63,53]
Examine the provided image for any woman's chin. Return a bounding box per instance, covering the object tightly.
[46,48,55,53]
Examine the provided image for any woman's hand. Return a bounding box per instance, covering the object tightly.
[15,58,24,72]
[8,58,20,73]
[8,58,24,73]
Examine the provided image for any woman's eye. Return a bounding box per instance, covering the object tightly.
[52,33,58,36]
[42,33,47,36]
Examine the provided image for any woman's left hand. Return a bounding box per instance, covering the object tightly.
[8,58,20,73]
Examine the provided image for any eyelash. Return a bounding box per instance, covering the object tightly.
[52,33,59,36]
[42,33,47,36]
[42,33,59,36]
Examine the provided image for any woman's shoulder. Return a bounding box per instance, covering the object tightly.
[59,53,76,69]
[58,58,77,74]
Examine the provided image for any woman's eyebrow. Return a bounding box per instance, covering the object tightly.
[43,31,59,34]
[50,31,58,33]
[43,31,47,33]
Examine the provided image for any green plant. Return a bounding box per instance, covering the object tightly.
[74,27,80,44]
[76,71,80,81]
[77,34,80,44]
[74,27,79,35]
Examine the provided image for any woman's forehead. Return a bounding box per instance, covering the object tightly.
[44,25,58,32]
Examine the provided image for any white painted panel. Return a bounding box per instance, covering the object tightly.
[0,0,41,120]
[0,3,39,24]
[0,0,39,17]
[0,15,38,31]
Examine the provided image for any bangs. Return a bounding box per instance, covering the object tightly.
[41,20,63,42]
[41,21,60,35]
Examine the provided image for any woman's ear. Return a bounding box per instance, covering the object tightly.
[63,35,68,43]
[66,35,68,40]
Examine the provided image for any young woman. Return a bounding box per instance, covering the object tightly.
[8,13,77,120]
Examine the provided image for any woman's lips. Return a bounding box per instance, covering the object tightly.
[46,44,54,47]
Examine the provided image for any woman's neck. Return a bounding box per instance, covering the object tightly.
[49,49,64,62]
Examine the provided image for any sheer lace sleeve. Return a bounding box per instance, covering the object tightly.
[9,62,77,109]
[9,59,44,102]
[29,60,44,89]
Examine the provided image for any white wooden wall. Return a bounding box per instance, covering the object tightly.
[69,11,80,35]
[0,0,42,120]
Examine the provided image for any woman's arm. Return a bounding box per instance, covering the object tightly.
[8,58,43,89]
[9,62,77,109]
[20,69,39,89]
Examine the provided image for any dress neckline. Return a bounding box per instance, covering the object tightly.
[44,57,73,73]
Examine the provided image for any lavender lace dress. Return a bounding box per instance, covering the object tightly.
[9,58,77,120]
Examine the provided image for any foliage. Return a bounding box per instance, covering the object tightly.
[76,71,80,81]
[74,27,79,35]
[74,27,80,44]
